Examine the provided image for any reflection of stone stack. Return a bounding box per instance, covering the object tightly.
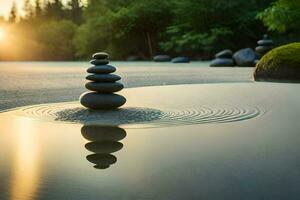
[81,125,126,169]
[80,52,126,110]
[255,34,274,58]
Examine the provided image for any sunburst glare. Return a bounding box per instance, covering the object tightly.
[0,27,5,41]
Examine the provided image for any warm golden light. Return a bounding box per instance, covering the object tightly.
[0,27,5,41]
[10,118,41,200]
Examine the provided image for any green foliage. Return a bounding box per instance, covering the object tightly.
[257,0,300,33]
[75,0,172,59]
[37,20,77,60]
[161,26,233,54]
[160,0,270,58]
[1,0,298,61]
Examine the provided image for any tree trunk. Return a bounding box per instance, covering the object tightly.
[145,31,153,58]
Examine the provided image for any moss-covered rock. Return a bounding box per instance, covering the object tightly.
[254,43,300,82]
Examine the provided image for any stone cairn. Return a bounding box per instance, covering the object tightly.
[255,34,274,58]
[80,52,126,110]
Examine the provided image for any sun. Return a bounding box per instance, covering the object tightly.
[0,27,6,41]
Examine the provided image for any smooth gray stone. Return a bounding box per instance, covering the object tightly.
[233,48,256,67]
[263,34,269,39]
[257,39,274,46]
[255,46,272,54]
[90,59,109,65]
[171,57,190,63]
[86,74,121,82]
[92,52,109,59]
[210,58,235,67]
[85,82,124,92]
[87,65,116,74]
[80,92,126,109]
[127,56,140,61]
[153,55,171,62]
[215,49,233,58]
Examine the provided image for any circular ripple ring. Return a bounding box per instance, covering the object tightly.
[7,102,267,128]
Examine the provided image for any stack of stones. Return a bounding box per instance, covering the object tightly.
[80,52,126,110]
[210,49,234,67]
[255,34,274,58]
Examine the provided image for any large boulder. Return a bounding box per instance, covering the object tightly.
[171,56,190,63]
[210,58,235,67]
[153,55,171,62]
[215,49,233,58]
[254,43,300,82]
[233,48,257,67]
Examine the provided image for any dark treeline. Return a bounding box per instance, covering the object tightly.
[0,0,299,61]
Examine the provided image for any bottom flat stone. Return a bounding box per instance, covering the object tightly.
[80,92,126,110]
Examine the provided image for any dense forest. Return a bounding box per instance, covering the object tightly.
[0,0,299,61]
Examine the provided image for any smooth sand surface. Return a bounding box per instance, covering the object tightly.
[0,61,253,110]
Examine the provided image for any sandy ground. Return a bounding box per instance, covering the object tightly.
[0,61,253,111]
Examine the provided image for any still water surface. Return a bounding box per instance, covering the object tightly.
[0,62,299,200]
[0,83,300,200]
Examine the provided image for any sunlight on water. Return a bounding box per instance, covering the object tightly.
[10,118,41,200]
[0,83,299,199]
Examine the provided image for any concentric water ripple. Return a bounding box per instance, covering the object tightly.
[7,102,266,128]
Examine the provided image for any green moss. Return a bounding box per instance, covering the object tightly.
[254,43,300,82]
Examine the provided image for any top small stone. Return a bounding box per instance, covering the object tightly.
[92,52,109,60]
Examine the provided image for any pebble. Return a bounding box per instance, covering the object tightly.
[92,52,109,59]
[87,65,116,74]
[215,49,233,58]
[86,74,121,82]
[90,59,109,65]
[80,92,126,109]
[85,82,124,93]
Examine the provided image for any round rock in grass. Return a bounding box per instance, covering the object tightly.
[80,92,126,109]
[92,52,109,60]
[90,59,109,65]
[87,65,116,74]
[254,42,300,82]
[86,74,121,82]
[85,82,124,93]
